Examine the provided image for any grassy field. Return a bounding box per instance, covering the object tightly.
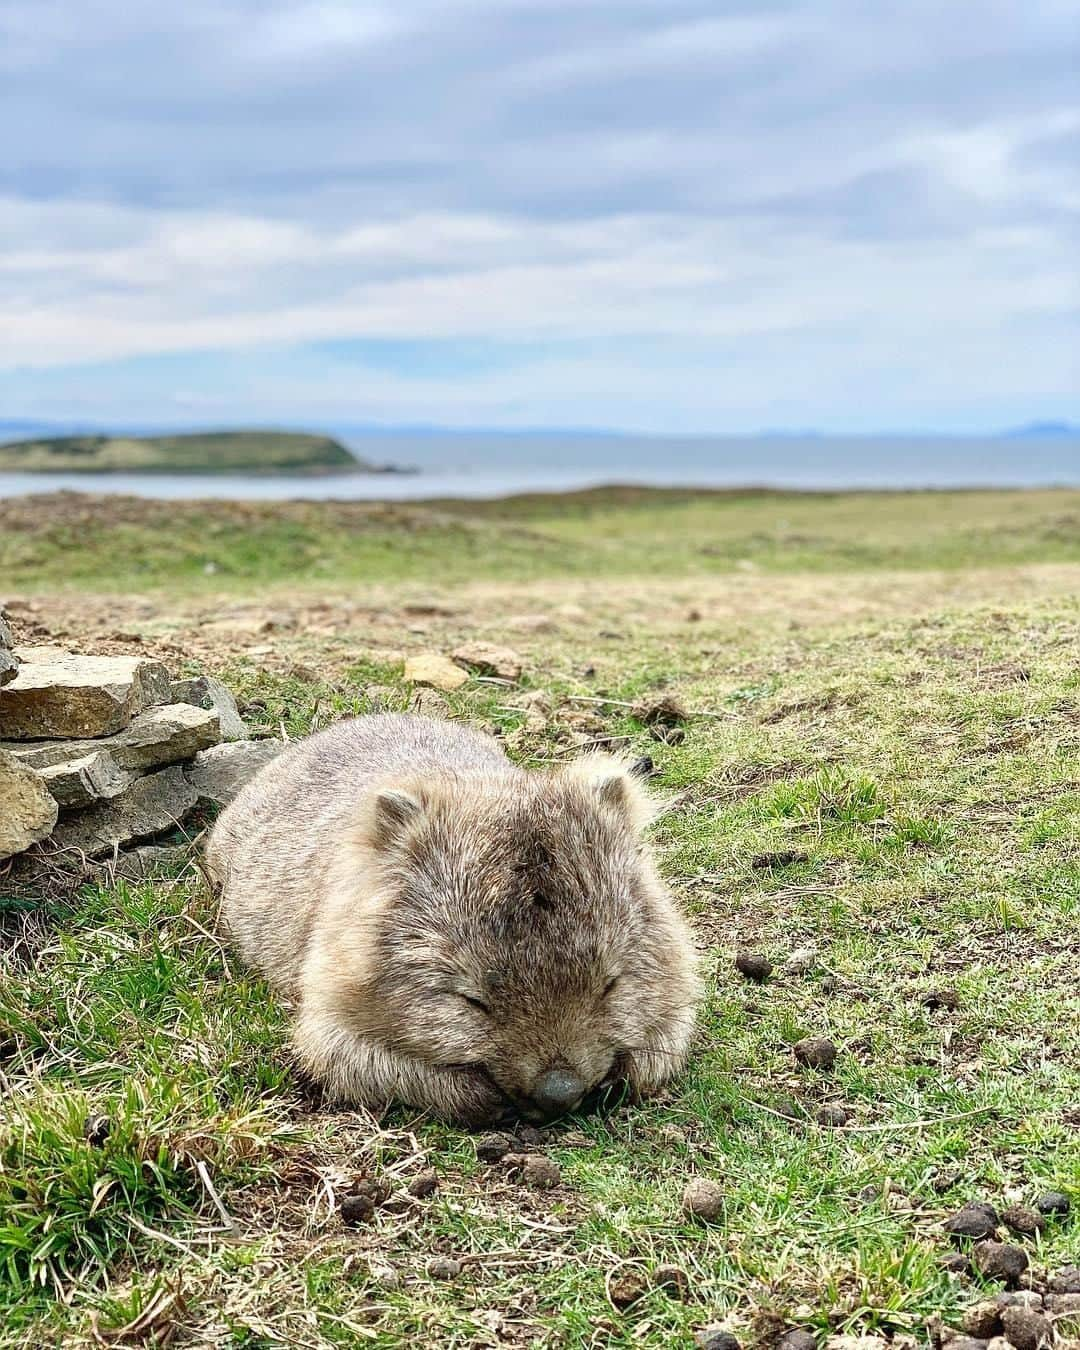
[1,488,1078,1348]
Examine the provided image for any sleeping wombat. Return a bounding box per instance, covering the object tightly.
[206,714,700,1125]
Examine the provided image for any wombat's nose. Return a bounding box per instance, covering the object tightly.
[531,1068,586,1118]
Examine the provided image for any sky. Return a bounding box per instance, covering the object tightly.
[2,0,1078,435]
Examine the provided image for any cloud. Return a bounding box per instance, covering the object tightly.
[0,0,1077,430]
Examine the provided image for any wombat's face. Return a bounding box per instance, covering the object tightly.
[357,756,699,1121]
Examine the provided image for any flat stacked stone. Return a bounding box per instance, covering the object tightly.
[0,637,279,879]
[0,614,18,687]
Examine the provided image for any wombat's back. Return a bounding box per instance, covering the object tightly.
[206,714,513,991]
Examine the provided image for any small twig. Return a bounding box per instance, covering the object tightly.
[195,1160,239,1237]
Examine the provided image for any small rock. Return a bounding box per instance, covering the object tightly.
[1036,1192,1071,1217]
[945,1204,1001,1242]
[0,750,58,860]
[426,1256,461,1281]
[651,1264,690,1299]
[1050,1268,1080,1294]
[0,651,171,739]
[815,1105,849,1127]
[609,1271,648,1309]
[974,1241,1029,1285]
[404,654,468,691]
[682,1177,724,1222]
[1003,1206,1046,1237]
[185,740,283,808]
[514,1125,549,1148]
[475,1132,514,1163]
[407,1170,438,1199]
[751,849,809,869]
[170,675,247,740]
[1000,1306,1053,1350]
[941,1253,972,1275]
[695,1329,741,1350]
[520,1155,561,1190]
[778,1330,817,1350]
[963,1302,1004,1337]
[793,1037,838,1071]
[82,1114,111,1147]
[734,951,773,983]
[48,766,198,861]
[786,946,818,975]
[340,1193,377,1225]
[923,988,962,1010]
[450,642,523,682]
[633,693,688,727]
[39,751,135,810]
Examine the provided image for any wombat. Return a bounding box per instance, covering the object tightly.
[206,713,700,1125]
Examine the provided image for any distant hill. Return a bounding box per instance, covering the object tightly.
[0,430,379,475]
[1002,421,1080,439]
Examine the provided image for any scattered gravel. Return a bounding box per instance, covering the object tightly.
[683,1178,725,1222]
[793,1036,838,1070]
[735,951,773,983]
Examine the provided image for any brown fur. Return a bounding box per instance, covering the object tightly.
[206,714,700,1125]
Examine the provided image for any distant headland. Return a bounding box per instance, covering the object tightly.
[0,430,411,476]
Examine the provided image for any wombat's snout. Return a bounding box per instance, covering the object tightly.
[530,1067,587,1119]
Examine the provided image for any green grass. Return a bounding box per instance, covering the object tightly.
[0,430,364,475]
[1,488,1078,1347]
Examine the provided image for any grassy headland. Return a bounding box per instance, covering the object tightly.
[0,429,375,475]
[1,487,1077,1348]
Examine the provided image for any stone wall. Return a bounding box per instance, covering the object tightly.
[0,613,280,886]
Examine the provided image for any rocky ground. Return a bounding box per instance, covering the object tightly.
[1,489,1078,1349]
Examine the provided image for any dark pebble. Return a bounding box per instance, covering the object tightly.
[944,1203,1000,1242]
[793,1036,837,1070]
[1002,1205,1045,1237]
[751,850,809,870]
[426,1256,462,1281]
[695,1330,741,1350]
[1049,1266,1080,1294]
[1000,1306,1053,1350]
[778,1330,817,1350]
[82,1114,111,1147]
[735,951,773,983]
[651,1264,691,1299]
[1035,1191,1070,1217]
[923,988,962,1010]
[609,1272,648,1308]
[520,1155,561,1190]
[407,1170,438,1199]
[340,1194,377,1226]
[815,1104,849,1127]
[973,1240,1029,1285]
[475,1131,514,1162]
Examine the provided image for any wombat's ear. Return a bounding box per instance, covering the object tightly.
[561,754,657,834]
[357,786,426,851]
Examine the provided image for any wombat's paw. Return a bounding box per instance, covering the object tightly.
[435,1066,510,1129]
